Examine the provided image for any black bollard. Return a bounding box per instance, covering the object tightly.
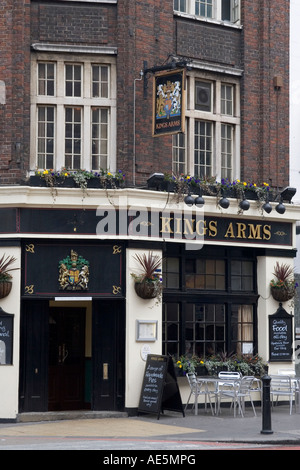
[261,375,273,434]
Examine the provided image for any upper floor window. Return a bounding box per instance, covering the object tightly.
[31,54,116,172]
[172,74,240,181]
[174,0,241,25]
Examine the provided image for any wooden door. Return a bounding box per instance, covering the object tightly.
[48,308,85,411]
[19,300,49,413]
[92,300,125,411]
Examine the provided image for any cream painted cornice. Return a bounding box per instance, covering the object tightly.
[0,185,299,222]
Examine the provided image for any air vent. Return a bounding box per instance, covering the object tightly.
[195,82,211,111]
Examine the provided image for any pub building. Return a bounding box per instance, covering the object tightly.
[0,0,298,420]
[0,184,298,419]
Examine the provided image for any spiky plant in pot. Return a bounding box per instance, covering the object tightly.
[270,262,297,302]
[0,254,19,298]
[131,252,163,300]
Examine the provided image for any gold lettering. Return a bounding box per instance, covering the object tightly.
[248,224,262,239]
[237,223,247,238]
[175,217,182,234]
[208,220,217,237]
[263,224,271,240]
[183,218,195,235]
[225,222,235,238]
[160,217,173,234]
[196,220,206,236]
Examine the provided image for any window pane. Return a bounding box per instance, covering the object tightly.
[172,133,186,175]
[162,303,180,356]
[65,64,82,97]
[194,121,213,178]
[92,65,109,98]
[38,63,55,96]
[37,106,55,169]
[64,107,82,169]
[174,0,186,12]
[91,107,109,171]
[231,260,254,291]
[231,305,254,355]
[185,258,225,290]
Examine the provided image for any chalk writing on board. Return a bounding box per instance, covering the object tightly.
[269,307,293,362]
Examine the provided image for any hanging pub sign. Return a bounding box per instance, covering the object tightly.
[269,304,294,362]
[153,69,185,137]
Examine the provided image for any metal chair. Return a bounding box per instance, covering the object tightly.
[270,375,296,415]
[185,373,215,415]
[217,375,256,417]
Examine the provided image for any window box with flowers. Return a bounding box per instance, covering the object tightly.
[270,262,298,302]
[148,173,277,214]
[29,168,126,190]
[174,353,267,377]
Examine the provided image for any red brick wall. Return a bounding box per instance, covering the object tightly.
[117,0,174,185]
[241,0,290,189]
[0,0,290,189]
[0,0,31,183]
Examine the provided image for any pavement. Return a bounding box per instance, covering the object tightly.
[0,405,300,450]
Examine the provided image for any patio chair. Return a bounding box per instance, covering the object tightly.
[217,375,256,417]
[270,375,296,415]
[185,373,215,415]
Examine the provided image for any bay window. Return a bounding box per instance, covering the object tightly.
[172,74,240,180]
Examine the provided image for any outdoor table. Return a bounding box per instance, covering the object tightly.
[194,376,241,416]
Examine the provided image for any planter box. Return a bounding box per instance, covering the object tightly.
[28,176,47,187]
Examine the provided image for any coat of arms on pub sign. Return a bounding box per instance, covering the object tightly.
[58,250,90,291]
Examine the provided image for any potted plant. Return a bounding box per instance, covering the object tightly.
[270,262,297,302]
[0,254,19,299]
[131,252,163,300]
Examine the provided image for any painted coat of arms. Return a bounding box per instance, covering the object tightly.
[58,250,90,291]
[153,69,185,137]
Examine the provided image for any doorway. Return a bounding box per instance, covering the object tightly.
[48,307,86,411]
[19,299,125,413]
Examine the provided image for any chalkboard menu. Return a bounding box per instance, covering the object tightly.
[269,304,293,362]
[0,308,14,365]
[138,354,184,419]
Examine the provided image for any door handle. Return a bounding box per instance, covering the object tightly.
[103,363,108,380]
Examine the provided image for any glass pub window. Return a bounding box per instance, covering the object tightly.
[185,259,225,290]
[231,260,254,291]
[163,258,180,289]
[162,303,180,357]
[185,303,226,356]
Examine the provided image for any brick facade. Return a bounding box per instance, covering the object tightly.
[0,0,290,188]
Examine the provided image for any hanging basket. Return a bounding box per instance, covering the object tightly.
[270,285,295,302]
[134,280,159,299]
[0,281,12,299]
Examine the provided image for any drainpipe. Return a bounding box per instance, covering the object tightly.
[133,71,143,187]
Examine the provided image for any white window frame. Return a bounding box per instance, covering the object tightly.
[30,53,117,173]
[173,72,240,181]
[174,0,241,26]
